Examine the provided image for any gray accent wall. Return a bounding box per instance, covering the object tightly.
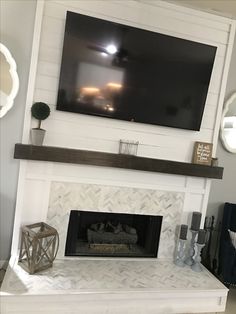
[0,0,36,260]
[207,39,236,219]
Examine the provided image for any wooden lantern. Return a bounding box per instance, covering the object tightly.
[18,222,59,274]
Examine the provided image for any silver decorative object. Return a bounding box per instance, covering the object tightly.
[119,139,139,155]
[191,243,205,272]
[174,239,187,267]
[185,230,198,266]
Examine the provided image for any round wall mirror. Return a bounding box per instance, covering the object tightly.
[0,43,19,118]
[220,93,236,153]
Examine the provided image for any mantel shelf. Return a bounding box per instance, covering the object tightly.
[14,144,223,179]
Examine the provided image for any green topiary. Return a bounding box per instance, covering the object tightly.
[31,102,50,129]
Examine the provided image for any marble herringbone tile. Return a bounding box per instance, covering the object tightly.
[3,259,224,293]
[47,182,184,258]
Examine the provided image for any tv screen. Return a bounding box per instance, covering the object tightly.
[56,11,217,131]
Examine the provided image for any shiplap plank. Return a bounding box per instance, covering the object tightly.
[205,93,219,107]
[138,7,229,44]
[39,104,213,140]
[42,132,193,162]
[38,122,212,164]
[144,0,232,23]
[208,57,225,94]
[142,0,231,29]
[201,114,215,130]
[39,15,228,59]
[38,45,62,64]
[41,112,213,146]
[49,0,231,43]
[34,88,57,104]
[204,105,217,118]
[42,5,230,53]
[49,1,231,29]
[42,106,213,140]
[37,61,60,78]
[35,75,58,93]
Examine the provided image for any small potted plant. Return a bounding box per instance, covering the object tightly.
[31,102,50,145]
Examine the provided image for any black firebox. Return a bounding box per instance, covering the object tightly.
[65,210,162,258]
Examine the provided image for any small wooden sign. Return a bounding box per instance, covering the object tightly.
[192,141,213,166]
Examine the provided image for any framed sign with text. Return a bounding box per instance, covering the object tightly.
[192,141,213,165]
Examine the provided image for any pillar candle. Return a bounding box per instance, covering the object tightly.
[197,229,206,245]
[179,224,188,240]
[191,212,202,231]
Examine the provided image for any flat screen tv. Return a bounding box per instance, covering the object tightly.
[56,11,217,131]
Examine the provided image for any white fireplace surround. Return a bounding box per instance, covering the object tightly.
[1,1,235,313]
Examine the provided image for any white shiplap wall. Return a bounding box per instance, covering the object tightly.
[11,0,235,257]
[32,0,232,162]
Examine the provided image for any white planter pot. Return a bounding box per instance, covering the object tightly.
[31,128,46,146]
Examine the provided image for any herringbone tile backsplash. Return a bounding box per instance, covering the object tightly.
[47,182,184,258]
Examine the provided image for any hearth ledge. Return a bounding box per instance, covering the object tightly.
[0,256,228,314]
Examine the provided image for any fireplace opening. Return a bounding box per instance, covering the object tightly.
[65,210,162,258]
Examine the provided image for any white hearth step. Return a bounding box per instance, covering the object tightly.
[0,257,228,314]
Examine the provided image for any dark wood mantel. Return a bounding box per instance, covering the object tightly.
[14,143,223,179]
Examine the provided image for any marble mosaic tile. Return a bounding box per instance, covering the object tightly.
[3,259,224,294]
[47,182,184,258]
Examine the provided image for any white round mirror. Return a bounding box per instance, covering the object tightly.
[0,43,19,118]
[220,93,236,153]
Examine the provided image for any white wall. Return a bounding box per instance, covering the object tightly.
[172,0,236,18]
[0,0,36,260]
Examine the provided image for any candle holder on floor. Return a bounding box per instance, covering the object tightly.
[174,239,187,267]
[18,222,59,274]
[191,243,205,272]
[185,230,198,266]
